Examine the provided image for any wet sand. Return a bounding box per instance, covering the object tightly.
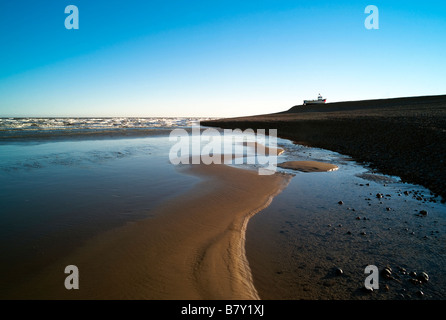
[7,163,290,299]
[239,141,284,156]
[278,161,338,172]
[246,166,446,300]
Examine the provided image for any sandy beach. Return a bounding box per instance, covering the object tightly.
[1,105,445,300]
[277,160,338,172]
[5,162,290,299]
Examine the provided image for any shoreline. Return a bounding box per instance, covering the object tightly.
[7,163,290,299]
[201,94,446,200]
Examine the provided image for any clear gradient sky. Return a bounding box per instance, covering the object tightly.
[0,1,445,117]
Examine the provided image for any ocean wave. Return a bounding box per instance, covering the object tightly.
[0,117,216,140]
[0,117,211,130]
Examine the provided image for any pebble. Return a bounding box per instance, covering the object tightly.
[420,210,428,216]
[386,207,391,211]
[376,193,383,199]
[338,201,344,205]
[381,267,392,279]
[335,268,344,276]
[417,272,429,283]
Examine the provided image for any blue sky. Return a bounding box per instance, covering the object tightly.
[0,0,445,117]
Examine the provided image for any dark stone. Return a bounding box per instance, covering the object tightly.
[417,272,429,283]
[381,268,392,279]
[416,290,424,297]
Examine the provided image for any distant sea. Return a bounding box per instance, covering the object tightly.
[0,117,215,140]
